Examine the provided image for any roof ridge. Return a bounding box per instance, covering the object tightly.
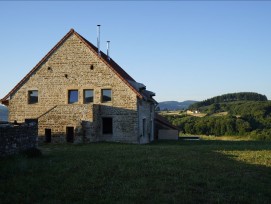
[1,28,143,102]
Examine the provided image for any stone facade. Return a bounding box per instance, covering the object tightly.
[2,29,156,144]
[0,123,38,156]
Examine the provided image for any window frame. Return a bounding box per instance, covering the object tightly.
[101,89,112,103]
[68,90,79,104]
[28,90,38,104]
[83,89,94,104]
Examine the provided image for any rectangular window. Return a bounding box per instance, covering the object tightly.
[102,89,112,102]
[84,89,94,104]
[68,90,78,104]
[102,117,113,134]
[142,118,146,137]
[28,90,38,104]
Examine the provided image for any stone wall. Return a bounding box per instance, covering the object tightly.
[97,105,139,143]
[38,104,94,143]
[138,100,155,144]
[8,33,140,143]
[0,123,38,156]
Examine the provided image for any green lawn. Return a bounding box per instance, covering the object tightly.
[1,140,271,203]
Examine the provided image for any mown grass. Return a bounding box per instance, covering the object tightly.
[1,140,271,203]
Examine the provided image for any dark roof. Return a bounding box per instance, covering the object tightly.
[155,113,180,130]
[1,28,151,102]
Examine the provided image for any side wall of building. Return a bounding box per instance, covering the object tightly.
[8,34,138,143]
[138,99,155,144]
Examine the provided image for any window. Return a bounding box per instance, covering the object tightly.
[142,118,146,137]
[68,90,78,104]
[102,117,113,134]
[28,90,38,104]
[102,89,112,102]
[84,89,94,104]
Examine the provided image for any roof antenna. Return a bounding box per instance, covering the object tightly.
[107,41,110,61]
[97,25,101,56]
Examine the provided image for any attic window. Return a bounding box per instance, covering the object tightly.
[28,90,38,104]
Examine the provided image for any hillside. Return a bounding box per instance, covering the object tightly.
[164,100,271,140]
[189,92,267,110]
[157,100,198,111]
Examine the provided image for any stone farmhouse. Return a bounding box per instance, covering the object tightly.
[1,28,163,144]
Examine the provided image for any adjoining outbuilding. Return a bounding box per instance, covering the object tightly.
[154,113,180,140]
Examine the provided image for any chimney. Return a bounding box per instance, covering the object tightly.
[97,25,101,56]
[107,41,110,61]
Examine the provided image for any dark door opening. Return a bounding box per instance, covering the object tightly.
[45,128,51,143]
[66,127,74,143]
[102,117,113,134]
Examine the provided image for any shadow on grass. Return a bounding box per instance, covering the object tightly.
[0,140,271,203]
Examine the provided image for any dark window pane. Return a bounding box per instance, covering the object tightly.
[102,89,112,102]
[28,90,38,104]
[143,118,146,137]
[84,89,93,104]
[68,90,78,104]
[102,117,113,134]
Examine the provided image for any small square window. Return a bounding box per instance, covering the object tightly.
[102,89,112,102]
[68,90,78,104]
[28,90,38,104]
[84,89,94,104]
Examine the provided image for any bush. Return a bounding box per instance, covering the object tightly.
[249,129,271,141]
[22,147,42,158]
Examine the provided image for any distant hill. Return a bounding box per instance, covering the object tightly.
[189,92,267,110]
[157,100,198,111]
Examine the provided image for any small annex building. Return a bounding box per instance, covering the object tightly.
[1,28,160,144]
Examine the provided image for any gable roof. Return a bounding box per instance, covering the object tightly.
[1,28,151,103]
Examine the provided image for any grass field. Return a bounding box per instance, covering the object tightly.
[1,140,271,203]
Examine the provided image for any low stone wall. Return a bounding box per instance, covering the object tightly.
[0,123,38,156]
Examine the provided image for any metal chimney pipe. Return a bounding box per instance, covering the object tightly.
[107,41,110,61]
[97,25,101,56]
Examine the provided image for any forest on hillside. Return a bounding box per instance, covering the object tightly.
[163,95,271,140]
[189,92,267,110]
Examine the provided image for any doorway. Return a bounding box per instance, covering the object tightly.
[66,127,74,143]
[45,128,51,143]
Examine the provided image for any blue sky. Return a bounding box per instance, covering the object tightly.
[1,1,271,102]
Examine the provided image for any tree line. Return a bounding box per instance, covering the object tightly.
[189,92,267,110]
[164,101,271,141]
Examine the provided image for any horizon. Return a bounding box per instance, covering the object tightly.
[1,1,271,102]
